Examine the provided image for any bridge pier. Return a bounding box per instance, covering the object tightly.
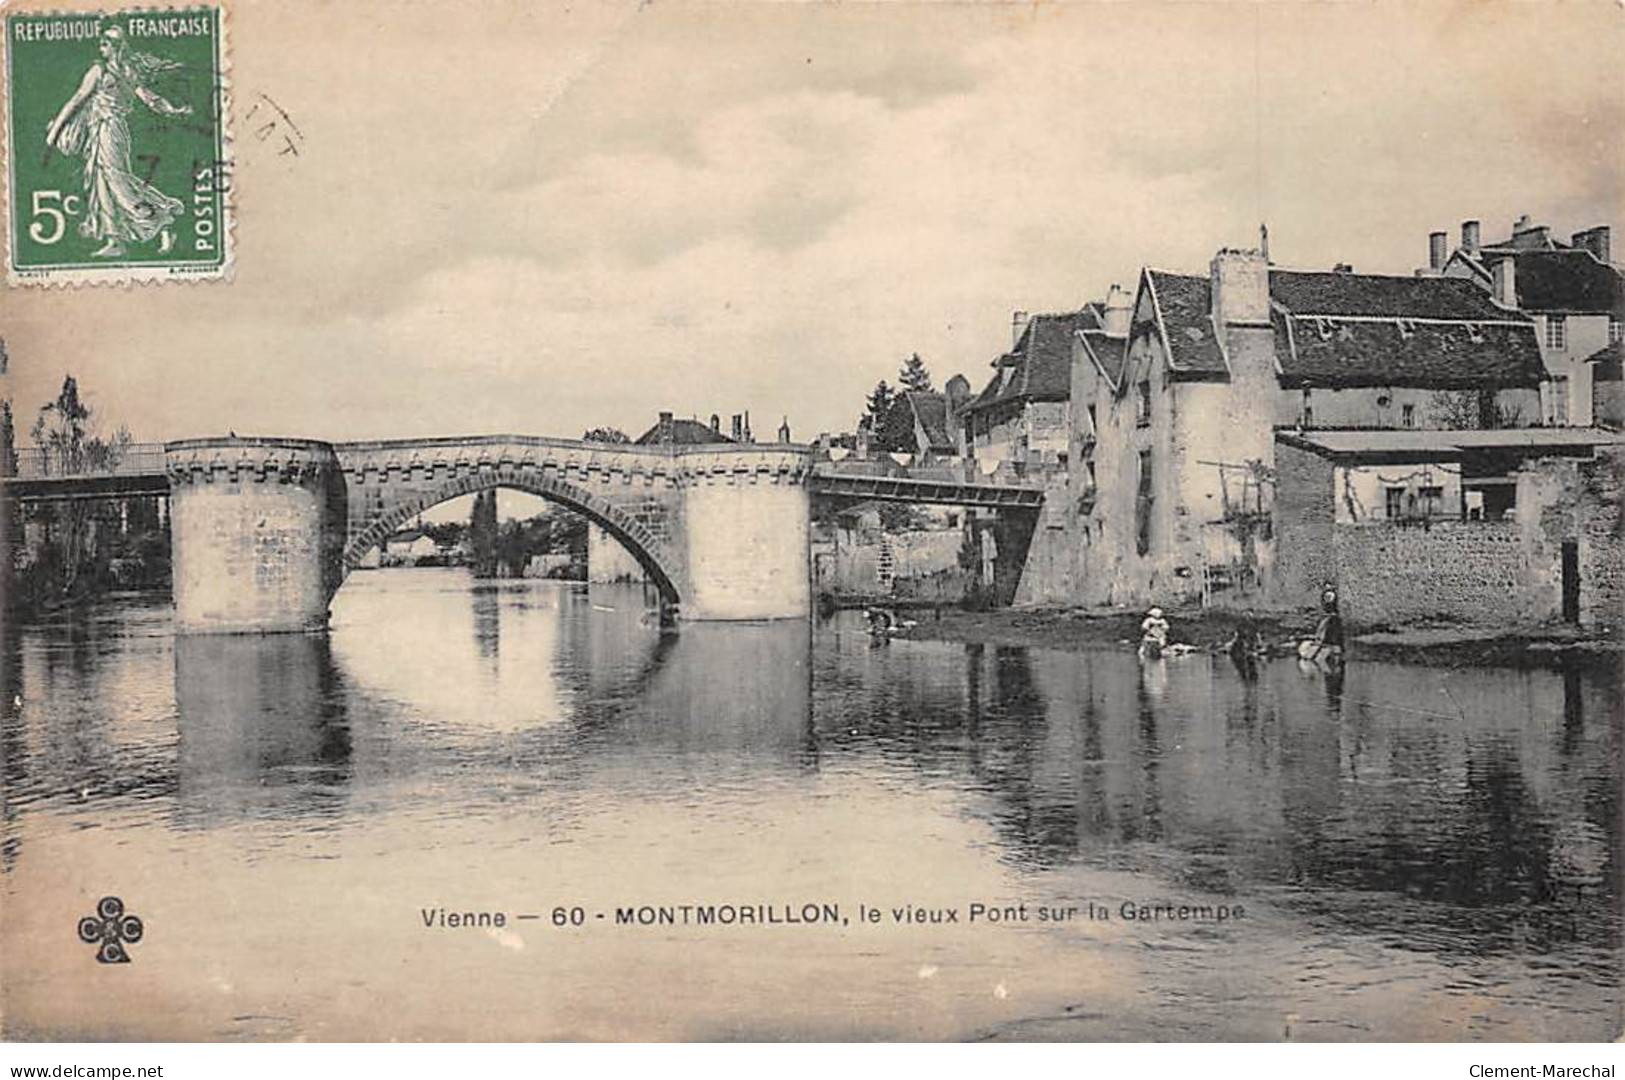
[166,439,348,634]
[680,466,811,621]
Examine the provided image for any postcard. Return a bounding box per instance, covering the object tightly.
[1,0,1620,1045]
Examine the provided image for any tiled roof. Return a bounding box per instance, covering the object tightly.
[963,310,1084,413]
[1495,250,1623,316]
[1145,271,1227,376]
[1585,340,1622,381]
[1270,270,1518,320]
[903,391,955,452]
[1275,313,1544,389]
[1077,327,1128,389]
[635,418,734,445]
[1143,267,1544,389]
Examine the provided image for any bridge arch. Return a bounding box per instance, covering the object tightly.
[341,469,683,606]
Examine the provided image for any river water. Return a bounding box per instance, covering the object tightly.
[2,569,1619,1041]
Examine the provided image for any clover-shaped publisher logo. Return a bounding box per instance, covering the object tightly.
[77,896,143,964]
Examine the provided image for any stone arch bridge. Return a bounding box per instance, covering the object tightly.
[5,434,1045,634]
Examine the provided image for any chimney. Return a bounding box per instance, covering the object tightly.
[778,416,790,443]
[743,410,752,443]
[1011,310,1030,348]
[1491,258,1518,308]
[1512,218,1550,248]
[731,414,743,441]
[1573,226,1612,263]
[1210,248,1272,335]
[1332,262,1354,274]
[657,410,674,444]
[1209,248,1277,405]
[709,413,720,433]
[1462,220,1480,254]
[1428,231,1447,270]
[1102,283,1132,337]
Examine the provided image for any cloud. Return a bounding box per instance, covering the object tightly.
[4,0,1620,448]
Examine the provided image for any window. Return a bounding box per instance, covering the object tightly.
[1418,486,1444,518]
[1085,460,1097,489]
[1385,487,1406,519]
[1545,315,1567,351]
[1610,317,1621,345]
[1401,403,1415,428]
[1548,376,1570,426]
[1135,450,1154,555]
[1136,381,1152,427]
[1300,388,1313,428]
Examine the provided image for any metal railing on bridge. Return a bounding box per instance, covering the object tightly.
[808,450,1053,508]
[3,443,170,499]
[8,443,168,481]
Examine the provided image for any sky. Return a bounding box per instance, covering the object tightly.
[3,0,1622,447]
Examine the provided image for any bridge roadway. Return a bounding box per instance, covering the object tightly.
[3,435,1047,632]
[5,440,1048,508]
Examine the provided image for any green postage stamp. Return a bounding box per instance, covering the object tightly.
[4,5,231,285]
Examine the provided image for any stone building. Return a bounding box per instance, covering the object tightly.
[1068,245,1548,612]
[1274,430,1624,626]
[1433,215,1623,426]
[961,310,1081,469]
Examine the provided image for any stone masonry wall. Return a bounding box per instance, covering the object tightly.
[1332,521,1534,626]
[1271,442,1338,610]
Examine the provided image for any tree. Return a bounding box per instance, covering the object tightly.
[27,376,131,596]
[863,380,896,438]
[582,427,630,444]
[469,489,499,578]
[898,353,933,393]
[1,398,16,477]
[1428,389,1525,430]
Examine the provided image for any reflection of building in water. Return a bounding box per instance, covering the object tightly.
[174,633,349,827]
[834,636,1619,960]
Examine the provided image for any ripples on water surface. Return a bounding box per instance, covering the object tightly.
[2,569,1619,1040]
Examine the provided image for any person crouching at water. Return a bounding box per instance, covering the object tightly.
[1140,606,1170,658]
[1225,614,1268,660]
[1298,588,1345,664]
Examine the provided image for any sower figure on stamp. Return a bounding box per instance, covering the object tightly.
[44,25,191,258]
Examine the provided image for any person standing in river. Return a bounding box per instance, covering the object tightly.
[44,26,191,258]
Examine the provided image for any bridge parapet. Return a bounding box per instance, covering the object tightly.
[166,437,342,486]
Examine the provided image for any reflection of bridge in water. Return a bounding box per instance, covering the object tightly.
[4,434,1046,633]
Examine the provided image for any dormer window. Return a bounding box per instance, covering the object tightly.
[1315,317,1333,340]
[1396,319,1415,340]
[1466,322,1484,344]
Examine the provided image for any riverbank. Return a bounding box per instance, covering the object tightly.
[888,604,1623,669]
